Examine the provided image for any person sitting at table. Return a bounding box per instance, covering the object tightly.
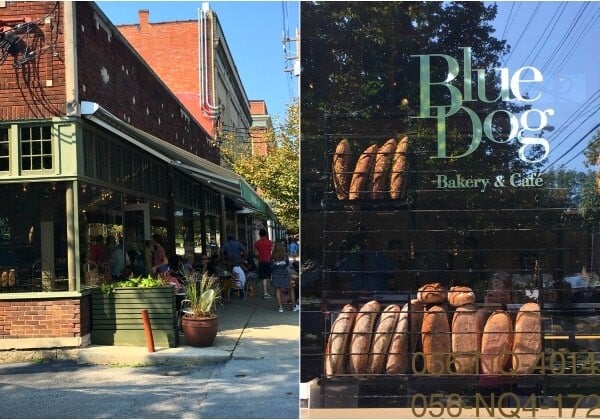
[231,261,247,299]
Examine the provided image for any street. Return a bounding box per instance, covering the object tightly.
[0,358,298,419]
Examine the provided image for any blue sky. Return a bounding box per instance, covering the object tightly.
[491,1,600,171]
[96,1,299,125]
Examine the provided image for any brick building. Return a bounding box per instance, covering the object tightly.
[0,1,274,350]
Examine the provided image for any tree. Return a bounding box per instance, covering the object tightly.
[221,100,299,234]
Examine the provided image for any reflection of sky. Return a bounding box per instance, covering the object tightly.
[490,1,600,172]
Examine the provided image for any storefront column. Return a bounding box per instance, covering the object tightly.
[200,187,207,255]
[219,193,226,245]
[40,197,55,291]
[66,182,77,291]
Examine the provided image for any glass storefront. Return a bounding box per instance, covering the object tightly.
[300,1,600,411]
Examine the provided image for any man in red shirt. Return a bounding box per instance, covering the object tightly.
[254,228,274,298]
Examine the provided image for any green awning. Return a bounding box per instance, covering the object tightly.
[240,179,276,220]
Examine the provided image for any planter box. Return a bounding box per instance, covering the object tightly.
[91,287,178,348]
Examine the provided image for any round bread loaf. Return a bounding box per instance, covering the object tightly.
[348,300,380,374]
[421,305,451,374]
[8,269,16,287]
[324,304,357,376]
[0,271,7,287]
[366,304,400,374]
[385,299,424,374]
[451,304,480,374]
[332,139,352,200]
[481,310,514,374]
[512,302,542,374]
[349,144,378,200]
[448,286,476,307]
[417,283,447,304]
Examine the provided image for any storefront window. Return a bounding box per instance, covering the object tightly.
[0,127,9,172]
[20,125,52,171]
[300,1,600,408]
[0,183,67,292]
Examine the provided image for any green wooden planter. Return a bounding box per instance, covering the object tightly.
[91,287,179,348]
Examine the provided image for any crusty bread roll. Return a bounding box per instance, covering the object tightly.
[512,302,542,374]
[348,300,380,374]
[385,299,424,374]
[451,304,480,374]
[417,283,447,304]
[366,304,400,374]
[371,138,397,199]
[324,304,357,376]
[484,271,512,307]
[332,139,352,200]
[8,269,15,287]
[448,286,476,307]
[349,143,378,200]
[390,135,409,199]
[421,305,451,374]
[0,271,7,287]
[481,310,513,374]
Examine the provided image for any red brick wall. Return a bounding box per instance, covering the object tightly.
[0,1,66,120]
[76,2,219,163]
[0,298,87,339]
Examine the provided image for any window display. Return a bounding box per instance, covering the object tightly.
[300,1,600,414]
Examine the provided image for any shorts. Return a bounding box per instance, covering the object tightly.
[258,261,272,279]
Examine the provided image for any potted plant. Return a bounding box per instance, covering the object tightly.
[180,272,222,347]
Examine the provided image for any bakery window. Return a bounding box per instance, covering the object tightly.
[20,125,53,171]
[0,127,8,172]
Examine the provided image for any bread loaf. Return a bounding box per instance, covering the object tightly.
[0,271,7,287]
[349,144,378,200]
[448,286,476,307]
[421,305,451,374]
[332,139,352,200]
[324,304,357,376]
[390,135,409,199]
[481,310,513,374]
[8,269,15,287]
[512,302,542,374]
[417,283,447,304]
[348,300,380,374]
[385,299,424,374]
[451,304,480,374]
[366,304,400,374]
[484,271,512,307]
[371,138,397,199]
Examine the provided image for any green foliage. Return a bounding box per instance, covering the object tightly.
[100,275,166,294]
[221,100,299,234]
[181,272,222,318]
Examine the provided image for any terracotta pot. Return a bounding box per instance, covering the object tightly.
[181,315,218,347]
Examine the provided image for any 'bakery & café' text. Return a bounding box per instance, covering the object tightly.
[436,173,543,192]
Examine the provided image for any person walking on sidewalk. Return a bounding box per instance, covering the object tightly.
[271,242,299,313]
[254,228,273,298]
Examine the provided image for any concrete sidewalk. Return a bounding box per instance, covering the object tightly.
[78,290,300,366]
[1,291,300,366]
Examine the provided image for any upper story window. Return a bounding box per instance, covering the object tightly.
[20,125,52,171]
[0,128,8,172]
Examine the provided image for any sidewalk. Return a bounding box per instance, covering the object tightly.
[1,291,300,366]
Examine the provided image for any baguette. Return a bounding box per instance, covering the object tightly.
[421,305,451,374]
[448,286,476,307]
[390,135,409,199]
[371,138,397,199]
[451,304,480,374]
[385,299,424,374]
[324,304,357,376]
[481,310,513,374]
[349,144,378,200]
[417,283,447,305]
[512,302,542,374]
[366,304,400,374]
[332,139,352,200]
[348,300,380,374]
